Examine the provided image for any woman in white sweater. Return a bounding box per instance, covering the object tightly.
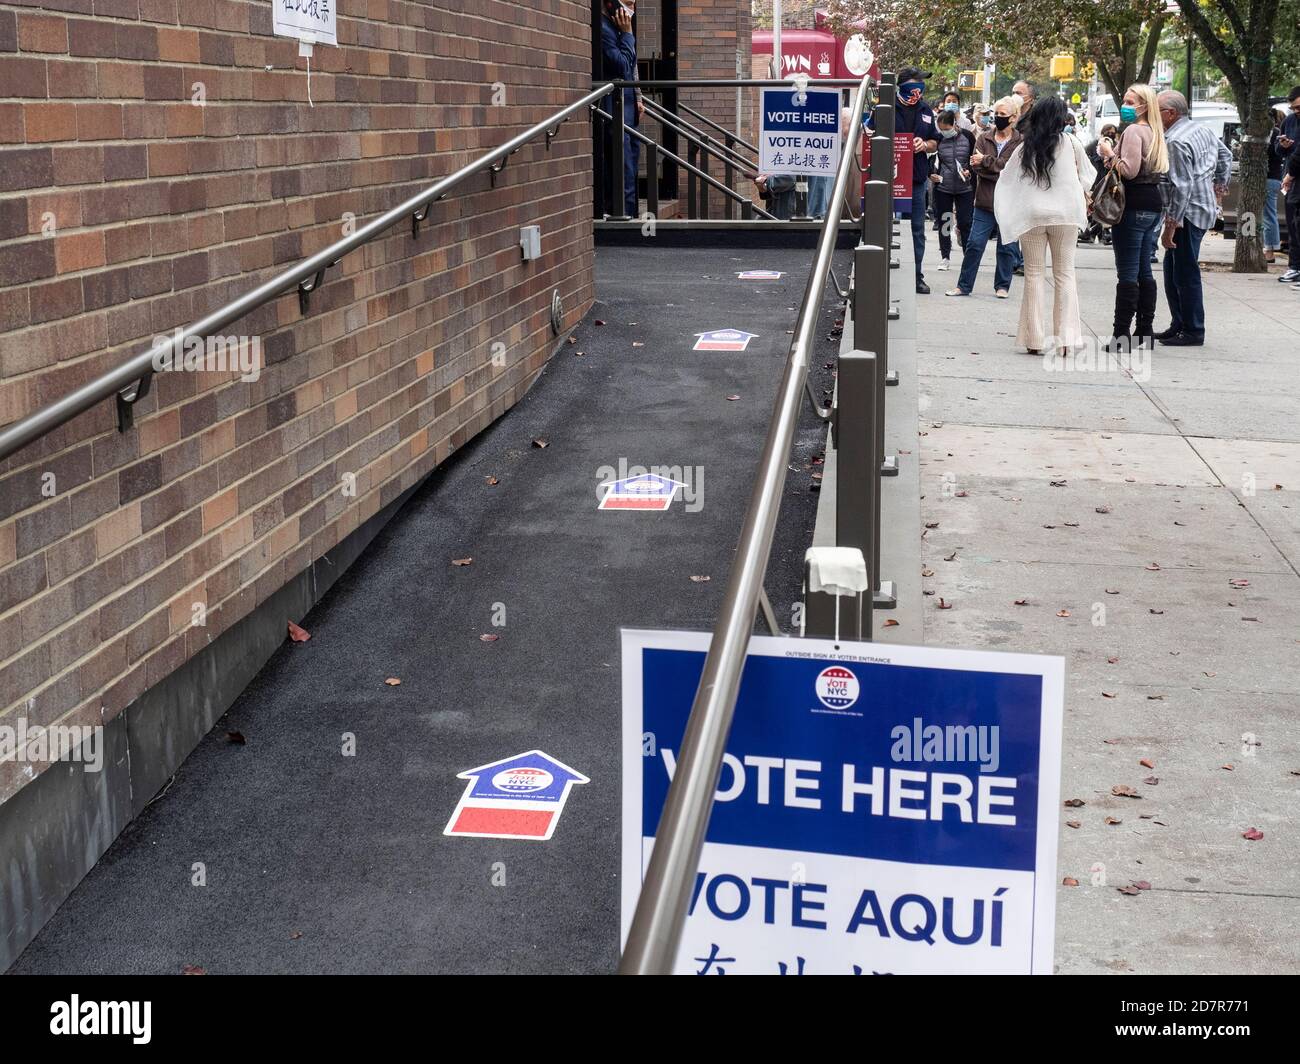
[993,95,1096,355]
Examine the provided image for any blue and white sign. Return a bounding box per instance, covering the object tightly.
[620,631,1064,974]
[445,750,589,840]
[758,87,842,178]
[693,329,758,352]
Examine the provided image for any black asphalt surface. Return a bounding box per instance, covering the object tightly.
[12,244,848,974]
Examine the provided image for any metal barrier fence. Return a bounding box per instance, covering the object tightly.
[619,71,904,974]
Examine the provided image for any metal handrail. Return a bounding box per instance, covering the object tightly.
[677,102,760,157]
[618,72,875,975]
[639,97,758,178]
[592,107,776,220]
[0,85,614,465]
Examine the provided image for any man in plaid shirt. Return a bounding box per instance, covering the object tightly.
[1154,90,1233,347]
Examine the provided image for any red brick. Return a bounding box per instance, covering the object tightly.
[17,15,68,54]
[24,102,78,143]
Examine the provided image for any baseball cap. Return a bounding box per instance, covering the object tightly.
[898,66,933,84]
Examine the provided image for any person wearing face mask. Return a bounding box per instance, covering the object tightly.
[867,65,940,293]
[946,95,1022,299]
[1096,84,1169,351]
[930,109,976,271]
[941,91,974,133]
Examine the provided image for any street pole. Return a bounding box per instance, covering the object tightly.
[772,0,782,79]
[1185,34,1193,104]
[982,42,992,107]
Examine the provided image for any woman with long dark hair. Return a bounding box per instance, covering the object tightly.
[993,95,1095,355]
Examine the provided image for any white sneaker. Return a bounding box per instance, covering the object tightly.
[995,289,1009,299]
[937,258,950,271]
[1280,269,1300,282]
[944,287,968,296]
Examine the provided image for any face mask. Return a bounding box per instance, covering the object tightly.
[900,81,924,101]
[978,115,991,128]
[1120,105,1138,123]
[994,115,1011,130]
[944,102,959,113]
[940,127,958,139]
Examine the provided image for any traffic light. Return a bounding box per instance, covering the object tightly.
[1049,54,1075,80]
[957,70,984,91]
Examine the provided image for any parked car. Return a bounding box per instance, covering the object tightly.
[1220,101,1291,242]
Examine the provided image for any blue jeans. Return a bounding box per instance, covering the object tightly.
[807,175,831,218]
[1163,221,1206,338]
[1111,208,1162,283]
[624,129,641,217]
[956,207,1015,294]
[1263,178,1282,249]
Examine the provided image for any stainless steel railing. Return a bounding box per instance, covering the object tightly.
[618,71,877,975]
[0,85,614,465]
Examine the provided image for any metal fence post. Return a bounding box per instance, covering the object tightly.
[687,142,698,218]
[834,349,878,642]
[852,244,898,609]
[612,88,629,220]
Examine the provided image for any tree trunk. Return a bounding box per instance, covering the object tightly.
[1232,100,1271,273]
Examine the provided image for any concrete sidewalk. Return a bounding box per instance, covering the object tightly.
[915,227,1300,974]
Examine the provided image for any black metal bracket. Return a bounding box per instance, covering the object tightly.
[488,152,513,187]
[544,121,563,150]
[297,259,340,314]
[116,371,154,433]
[411,204,430,239]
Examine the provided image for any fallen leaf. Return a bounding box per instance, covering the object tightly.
[225,731,246,745]
[1014,598,1030,606]
[287,620,310,642]
[921,568,934,577]
[1242,827,1264,841]
[1104,816,1122,825]
[882,619,900,627]
[1107,656,1119,664]
[923,589,936,596]
[1117,885,1141,896]
[182,965,206,975]
[1222,763,1234,771]
[726,394,740,401]
[1066,820,1081,829]
[1145,562,1161,571]
[1062,877,1079,887]
[1241,616,1260,622]
[1105,588,1120,595]
[594,319,607,326]
[1229,578,1250,589]
[1103,738,1120,745]
[484,476,499,486]
[290,930,303,940]
[631,341,644,347]
[452,557,473,566]
[1057,609,1071,618]
[1143,776,1159,785]
[1146,694,1165,701]
[532,438,548,448]
[1149,608,1164,615]
[955,490,969,497]
[944,550,958,561]
[1102,691,1117,699]
[937,598,953,610]
[1095,505,1111,514]
[689,575,711,583]
[1064,521,1080,528]
[384,678,402,686]
[1049,478,1067,487]
[1111,784,1141,798]
[480,633,499,643]
[1133,881,1152,890]
[566,336,577,344]
[1063,798,1086,808]
[924,521,940,529]
[1139,758,1155,769]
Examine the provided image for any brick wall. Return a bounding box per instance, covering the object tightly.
[0,0,595,808]
[677,0,751,195]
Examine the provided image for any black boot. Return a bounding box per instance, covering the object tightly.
[1104,281,1139,353]
[1134,278,1158,349]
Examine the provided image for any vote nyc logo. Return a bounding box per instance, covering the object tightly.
[815,666,860,711]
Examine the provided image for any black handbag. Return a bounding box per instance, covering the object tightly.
[1091,164,1126,227]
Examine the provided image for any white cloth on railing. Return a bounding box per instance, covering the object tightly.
[804,547,870,595]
